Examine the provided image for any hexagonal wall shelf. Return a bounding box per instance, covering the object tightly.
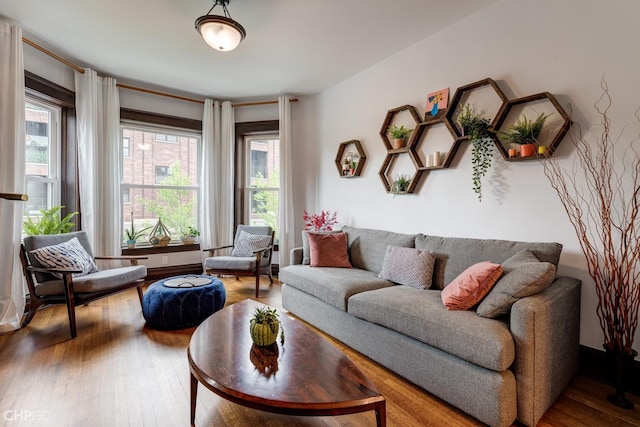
[493,92,572,161]
[379,105,423,152]
[412,118,458,170]
[378,152,423,194]
[335,139,367,177]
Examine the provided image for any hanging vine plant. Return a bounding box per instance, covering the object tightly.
[456,103,494,202]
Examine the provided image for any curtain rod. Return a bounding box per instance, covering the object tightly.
[22,36,298,108]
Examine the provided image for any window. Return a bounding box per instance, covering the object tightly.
[244,134,280,242]
[24,98,61,222]
[123,137,130,157]
[121,124,200,245]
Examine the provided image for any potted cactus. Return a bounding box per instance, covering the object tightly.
[249,306,285,346]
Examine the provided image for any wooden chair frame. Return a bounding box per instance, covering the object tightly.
[203,230,275,298]
[20,244,148,338]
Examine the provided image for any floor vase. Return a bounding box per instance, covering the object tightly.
[606,348,637,409]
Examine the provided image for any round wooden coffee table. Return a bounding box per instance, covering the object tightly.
[188,299,386,426]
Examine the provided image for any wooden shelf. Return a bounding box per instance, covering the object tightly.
[335,139,367,177]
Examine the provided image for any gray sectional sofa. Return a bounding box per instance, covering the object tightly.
[279,226,581,427]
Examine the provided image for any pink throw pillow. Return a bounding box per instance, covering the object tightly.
[308,232,352,268]
[441,261,503,310]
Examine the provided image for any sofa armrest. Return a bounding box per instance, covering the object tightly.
[509,276,581,426]
[290,247,303,265]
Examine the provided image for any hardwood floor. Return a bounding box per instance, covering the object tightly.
[1,277,639,427]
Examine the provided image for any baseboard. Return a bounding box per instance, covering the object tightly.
[580,344,640,395]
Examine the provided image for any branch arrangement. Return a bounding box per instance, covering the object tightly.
[541,78,640,354]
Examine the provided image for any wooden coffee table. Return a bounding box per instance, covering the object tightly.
[188,299,386,426]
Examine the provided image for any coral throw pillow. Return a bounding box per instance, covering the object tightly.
[308,232,352,268]
[441,261,503,310]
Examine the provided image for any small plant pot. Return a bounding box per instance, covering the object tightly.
[127,239,136,249]
[181,236,196,245]
[250,320,279,346]
[520,144,536,157]
[392,138,406,149]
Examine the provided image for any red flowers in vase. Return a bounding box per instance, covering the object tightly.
[303,210,338,231]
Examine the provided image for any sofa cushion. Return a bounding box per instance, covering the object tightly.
[302,230,341,265]
[441,262,503,310]
[378,246,435,289]
[231,230,272,257]
[347,286,515,371]
[477,250,557,318]
[342,226,416,274]
[308,232,352,268]
[279,264,394,311]
[415,234,562,290]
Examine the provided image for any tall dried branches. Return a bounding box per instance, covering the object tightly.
[542,78,640,354]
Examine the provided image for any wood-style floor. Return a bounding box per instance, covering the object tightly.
[1,278,640,427]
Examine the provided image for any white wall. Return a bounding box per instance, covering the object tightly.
[299,0,640,351]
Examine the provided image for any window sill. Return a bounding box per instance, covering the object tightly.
[121,243,201,256]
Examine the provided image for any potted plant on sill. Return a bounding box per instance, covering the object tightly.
[23,205,78,235]
[456,103,494,202]
[124,212,150,249]
[180,226,200,245]
[541,79,640,408]
[498,112,551,157]
[387,124,413,149]
[249,306,284,346]
[391,173,411,195]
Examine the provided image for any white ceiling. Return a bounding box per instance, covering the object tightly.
[1,0,498,100]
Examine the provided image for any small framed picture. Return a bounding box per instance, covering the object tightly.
[425,88,449,120]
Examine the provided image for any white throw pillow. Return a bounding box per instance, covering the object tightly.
[29,237,98,279]
[378,245,436,289]
[231,230,272,257]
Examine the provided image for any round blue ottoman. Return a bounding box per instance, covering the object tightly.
[142,275,226,330]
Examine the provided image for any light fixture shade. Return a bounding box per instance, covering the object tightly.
[196,15,246,51]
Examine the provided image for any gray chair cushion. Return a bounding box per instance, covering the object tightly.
[415,234,562,290]
[204,255,262,270]
[342,226,416,274]
[347,285,515,371]
[35,265,147,296]
[279,264,394,311]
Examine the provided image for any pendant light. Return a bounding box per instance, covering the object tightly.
[195,0,246,52]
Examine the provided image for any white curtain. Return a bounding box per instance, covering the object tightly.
[278,96,295,267]
[0,20,26,333]
[200,100,234,250]
[75,69,121,257]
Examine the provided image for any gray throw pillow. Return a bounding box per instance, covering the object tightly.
[378,245,436,289]
[301,230,341,265]
[29,237,98,279]
[476,249,556,318]
[231,230,272,257]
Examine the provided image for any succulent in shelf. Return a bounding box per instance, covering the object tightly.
[498,112,551,145]
[387,124,413,140]
[391,173,412,194]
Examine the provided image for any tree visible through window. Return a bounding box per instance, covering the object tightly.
[121,125,200,245]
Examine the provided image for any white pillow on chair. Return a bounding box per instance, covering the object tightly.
[231,230,272,257]
[30,237,98,279]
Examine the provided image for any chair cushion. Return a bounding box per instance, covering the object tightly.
[35,265,147,296]
[29,237,98,279]
[378,245,435,289]
[204,256,258,270]
[231,230,272,257]
[23,231,95,283]
[308,232,351,268]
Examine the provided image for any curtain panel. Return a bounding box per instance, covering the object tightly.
[0,20,26,332]
[279,96,295,267]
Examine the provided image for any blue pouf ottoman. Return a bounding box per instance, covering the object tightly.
[142,275,226,330]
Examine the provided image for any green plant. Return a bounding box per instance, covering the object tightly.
[124,212,151,241]
[391,174,411,193]
[249,306,284,345]
[181,226,200,237]
[23,205,78,235]
[387,124,413,140]
[455,103,495,202]
[499,112,552,145]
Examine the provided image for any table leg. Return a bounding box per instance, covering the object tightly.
[375,400,386,427]
[190,373,198,426]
